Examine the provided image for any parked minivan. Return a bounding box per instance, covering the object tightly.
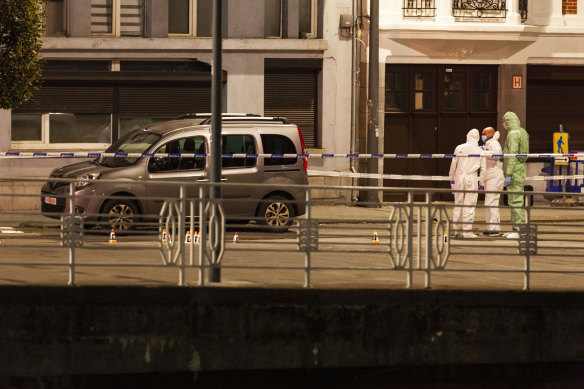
[41,116,308,232]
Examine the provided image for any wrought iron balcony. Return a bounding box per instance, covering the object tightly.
[452,0,507,19]
[403,0,436,18]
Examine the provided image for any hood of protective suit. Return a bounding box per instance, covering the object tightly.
[503,111,521,130]
[493,131,500,141]
[466,128,480,144]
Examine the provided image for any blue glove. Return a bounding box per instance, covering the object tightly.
[478,185,484,191]
[505,176,511,186]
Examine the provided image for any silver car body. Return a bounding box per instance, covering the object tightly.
[41,118,308,230]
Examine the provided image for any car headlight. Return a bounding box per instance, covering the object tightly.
[76,172,101,188]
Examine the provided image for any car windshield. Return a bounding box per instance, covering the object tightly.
[96,130,161,168]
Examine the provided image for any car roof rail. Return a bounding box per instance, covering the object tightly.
[175,113,260,120]
[199,115,290,125]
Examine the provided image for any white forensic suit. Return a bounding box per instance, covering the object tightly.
[449,129,482,237]
[480,131,505,233]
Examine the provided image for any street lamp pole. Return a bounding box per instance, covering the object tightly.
[209,0,223,282]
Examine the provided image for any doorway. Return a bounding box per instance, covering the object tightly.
[384,64,498,201]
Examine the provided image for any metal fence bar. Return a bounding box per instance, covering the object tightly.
[304,187,312,288]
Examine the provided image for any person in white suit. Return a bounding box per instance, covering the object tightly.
[479,127,505,236]
[449,129,482,238]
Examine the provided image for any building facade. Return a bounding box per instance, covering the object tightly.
[376,0,584,199]
[0,0,353,209]
[2,0,584,208]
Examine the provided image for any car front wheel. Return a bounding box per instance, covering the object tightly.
[102,199,139,231]
[257,196,295,232]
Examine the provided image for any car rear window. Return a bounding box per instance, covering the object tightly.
[260,134,298,166]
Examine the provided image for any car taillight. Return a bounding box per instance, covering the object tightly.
[297,126,307,172]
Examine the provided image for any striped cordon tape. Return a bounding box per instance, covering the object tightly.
[0,152,583,159]
[308,170,584,183]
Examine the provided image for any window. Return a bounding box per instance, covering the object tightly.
[414,72,434,110]
[299,0,317,38]
[91,0,145,37]
[443,70,463,110]
[471,71,493,110]
[44,0,67,37]
[11,113,111,149]
[222,135,257,168]
[261,134,297,166]
[386,71,406,111]
[149,137,206,172]
[265,0,282,38]
[168,0,212,37]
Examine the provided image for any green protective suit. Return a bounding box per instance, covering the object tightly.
[502,111,530,229]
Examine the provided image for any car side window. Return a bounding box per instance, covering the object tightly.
[260,134,298,166]
[178,137,206,171]
[222,135,257,168]
[148,137,206,172]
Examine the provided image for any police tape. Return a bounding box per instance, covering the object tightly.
[307,170,450,181]
[308,170,584,183]
[1,152,583,159]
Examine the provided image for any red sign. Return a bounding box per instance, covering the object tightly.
[512,75,523,90]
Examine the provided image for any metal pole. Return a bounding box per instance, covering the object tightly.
[368,0,379,188]
[210,0,223,282]
[406,191,413,288]
[68,182,75,286]
[350,0,360,203]
[178,185,186,286]
[360,0,380,207]
[424,192,432,289]
[304,188,312,288]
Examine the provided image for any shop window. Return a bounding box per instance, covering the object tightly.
[168,0,212,37]
[11,113,111,149]
[91,0,145,37]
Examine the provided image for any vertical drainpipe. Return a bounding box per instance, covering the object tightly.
[350,0,360,202]
[359,0,380,207]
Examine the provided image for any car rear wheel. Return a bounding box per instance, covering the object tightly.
[102,199,139,231]
[257,195,295,232]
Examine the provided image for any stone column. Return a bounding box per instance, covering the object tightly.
[435,0,455,24]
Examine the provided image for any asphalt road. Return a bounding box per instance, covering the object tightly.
[2,218,584,291]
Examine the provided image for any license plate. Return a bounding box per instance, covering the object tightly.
[44,197,57,205]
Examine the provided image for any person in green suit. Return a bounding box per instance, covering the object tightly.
[502,111,529,239]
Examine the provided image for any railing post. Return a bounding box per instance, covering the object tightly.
[198,186,206,286]
[68,182,76,286]
[406,191,414,288]
[178,185,186,286]
[304,187,312,288]
[424,192,432,289]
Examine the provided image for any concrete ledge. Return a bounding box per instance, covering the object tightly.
[1,286,584,376]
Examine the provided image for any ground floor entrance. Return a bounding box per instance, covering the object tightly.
[383,64,498,201]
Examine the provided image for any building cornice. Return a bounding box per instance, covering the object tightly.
[41,37,328,58]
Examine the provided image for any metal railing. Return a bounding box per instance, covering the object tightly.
[452,0,507,19]
[2,177,584,290]
[403,0,436,18]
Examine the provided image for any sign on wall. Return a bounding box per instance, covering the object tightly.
[512,75,523,90]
